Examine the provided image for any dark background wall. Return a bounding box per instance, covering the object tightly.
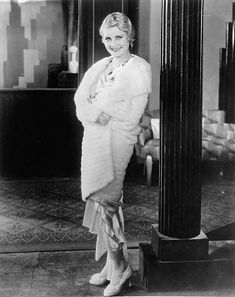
[0,89,82,178]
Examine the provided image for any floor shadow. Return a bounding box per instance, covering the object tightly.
[206,222,235,240]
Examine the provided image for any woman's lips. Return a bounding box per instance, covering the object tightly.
[111,47,121,52]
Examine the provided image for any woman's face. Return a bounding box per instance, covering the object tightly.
[102,26,130,59]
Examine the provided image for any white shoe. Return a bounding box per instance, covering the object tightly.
[89,272,108,286]
[103,265,132,297]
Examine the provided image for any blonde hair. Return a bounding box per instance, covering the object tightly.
[99,12,135,49]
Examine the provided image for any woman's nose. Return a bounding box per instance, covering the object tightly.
[110,39,117,47]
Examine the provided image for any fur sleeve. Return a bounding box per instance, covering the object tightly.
[74,58,108,124]
[74,71,101,123]
[92,57,152,116]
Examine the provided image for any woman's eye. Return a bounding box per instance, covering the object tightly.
[104,37,111,41]
[116,36,122,40]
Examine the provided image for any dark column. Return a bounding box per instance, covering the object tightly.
[219,3,235,123]
[139,0,235,291]
[219,48,227,112]
[159,0,203,239]
[225,22,235,123]
[149,0,208,263]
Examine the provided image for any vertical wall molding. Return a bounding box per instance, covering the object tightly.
[219,3,235,123]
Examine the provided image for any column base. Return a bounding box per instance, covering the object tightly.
[139,241,235,291]
[152,224,209,261]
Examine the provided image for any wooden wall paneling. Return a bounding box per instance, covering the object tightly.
[0,90,82,178]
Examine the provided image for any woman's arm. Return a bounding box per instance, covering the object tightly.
[74,57,109,124]
[74,94,101,124]
[113,94,149,126]
[74,71,102,124]
[92,60,152,117]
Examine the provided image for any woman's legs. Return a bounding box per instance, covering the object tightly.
[94,215,127,283]
[92,204,128,284]
[99,252,109,276]
[107,248,125,285]
[103,238,132,296]
[87,134,134,290]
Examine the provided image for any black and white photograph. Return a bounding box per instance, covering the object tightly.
[0,0,234,296]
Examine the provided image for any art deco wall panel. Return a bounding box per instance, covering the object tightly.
[0,0,64,88]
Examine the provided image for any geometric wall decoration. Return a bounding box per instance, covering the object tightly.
[13,49,40,88]
[4,0,28,88]
[0,0,65,88]
[0,1,11,88]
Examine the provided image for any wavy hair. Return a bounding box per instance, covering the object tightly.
[99,12,135,49]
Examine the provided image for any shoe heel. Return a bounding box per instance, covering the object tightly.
[123,277,132,288]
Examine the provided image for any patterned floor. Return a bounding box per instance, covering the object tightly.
[0,178,234,252]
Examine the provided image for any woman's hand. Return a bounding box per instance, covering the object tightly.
[87,92,98,103]
[97,112,111,126]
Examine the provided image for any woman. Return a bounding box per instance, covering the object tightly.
[74,12,151,297]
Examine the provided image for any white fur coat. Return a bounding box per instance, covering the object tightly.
[74,55,152,201]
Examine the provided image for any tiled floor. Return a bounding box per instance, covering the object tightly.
[0,177,234,254]
[0,246,234,297]
[0,174,234,296]
[0,179,159,253]
[0,249,143,297]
